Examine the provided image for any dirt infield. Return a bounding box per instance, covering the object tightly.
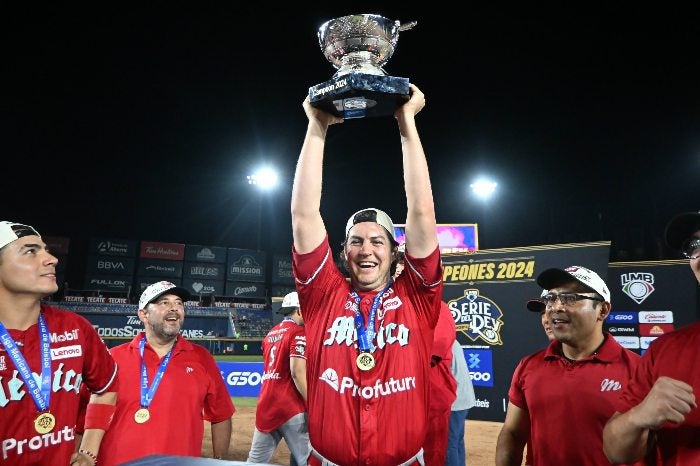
[203,407,502,465]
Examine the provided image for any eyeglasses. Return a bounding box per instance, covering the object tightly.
[681,236,700,260]
[543,292,604,308]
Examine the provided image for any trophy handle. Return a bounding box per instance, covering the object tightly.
[397,21,417,32]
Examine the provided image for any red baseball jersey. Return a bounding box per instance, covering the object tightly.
[293,236,443,465]
[509,333,643,466]
[255,318,307,432]
[0,305,118,465]
[615,322,700,465]
[98,334,235,466]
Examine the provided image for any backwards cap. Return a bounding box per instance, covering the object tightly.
[277,291,300,315]
[0,221,41,249]
[345,208,396,242]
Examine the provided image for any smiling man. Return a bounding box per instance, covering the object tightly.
[291,84,443,466]
[96,281,235,466]
[496,265,644,466]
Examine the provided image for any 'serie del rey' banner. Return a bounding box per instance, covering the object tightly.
[442,241,611,422]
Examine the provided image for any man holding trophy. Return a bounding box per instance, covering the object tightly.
[291,15,443,465]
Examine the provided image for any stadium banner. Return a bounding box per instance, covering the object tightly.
[135,276,182,292]
[606,260,698,354]
[271,254,294,285]
[83,313,230,339]
[86,255,136,276]
[140,240,186,260]
[182,278,225,297]
[225,281,267,299]
[184,262,225,280]
[218,361,264,397]
[442,241,610,422]
[89,238,139,257]
[226,248,266,283]
[83,275,132,293]
[137,259,184,278]
[185,244,228,264]
[43,235,70,255]
[271,285,296,299]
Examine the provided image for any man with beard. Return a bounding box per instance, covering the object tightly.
[97,281,235,466]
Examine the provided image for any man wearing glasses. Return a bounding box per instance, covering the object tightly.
[603,211,700,465]
[496,265,643,466]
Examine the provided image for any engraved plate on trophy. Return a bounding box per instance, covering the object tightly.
[308,14,417,119]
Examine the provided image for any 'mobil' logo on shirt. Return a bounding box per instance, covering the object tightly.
[448,289,504,345]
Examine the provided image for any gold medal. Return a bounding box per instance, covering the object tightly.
[134,408,151,424]
[356,352,375,371]
[34,412,55,434]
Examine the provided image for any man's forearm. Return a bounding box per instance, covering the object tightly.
[602,411,649,463]
[210,418,232,459]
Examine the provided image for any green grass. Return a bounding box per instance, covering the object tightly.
[233,396,258,407]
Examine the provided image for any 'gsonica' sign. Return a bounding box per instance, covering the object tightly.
[218,361,264,397]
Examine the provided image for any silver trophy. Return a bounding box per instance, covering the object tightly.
[308,14,417,119]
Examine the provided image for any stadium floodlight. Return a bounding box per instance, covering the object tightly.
[470,178,497,200]
[246,167,279,191]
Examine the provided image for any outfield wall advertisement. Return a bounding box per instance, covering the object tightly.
[219,361,264,397]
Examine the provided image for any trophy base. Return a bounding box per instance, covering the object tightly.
[309,73,409,119]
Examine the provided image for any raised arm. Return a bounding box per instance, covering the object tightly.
[396,84,438,259]
[291,97,343,254]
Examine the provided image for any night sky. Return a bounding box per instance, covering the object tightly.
[5,5,699,286]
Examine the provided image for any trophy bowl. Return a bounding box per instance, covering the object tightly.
[318,14,417,78]
[309,13,417,118]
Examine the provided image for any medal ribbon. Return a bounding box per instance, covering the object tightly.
[139,335,175,409]
[350,281,393,353]
[0,314,52,412]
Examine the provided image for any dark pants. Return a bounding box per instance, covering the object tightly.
[446,409,469,466]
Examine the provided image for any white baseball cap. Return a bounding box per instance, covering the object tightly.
[139,281,191,310]
[345,208,396,242]
[0,221,41,249]
[537,265,611,303]
[278,291,300,315]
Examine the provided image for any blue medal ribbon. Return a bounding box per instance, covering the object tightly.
[350,281,393,353]
[0,314,52,412]
[138,335,176,409]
